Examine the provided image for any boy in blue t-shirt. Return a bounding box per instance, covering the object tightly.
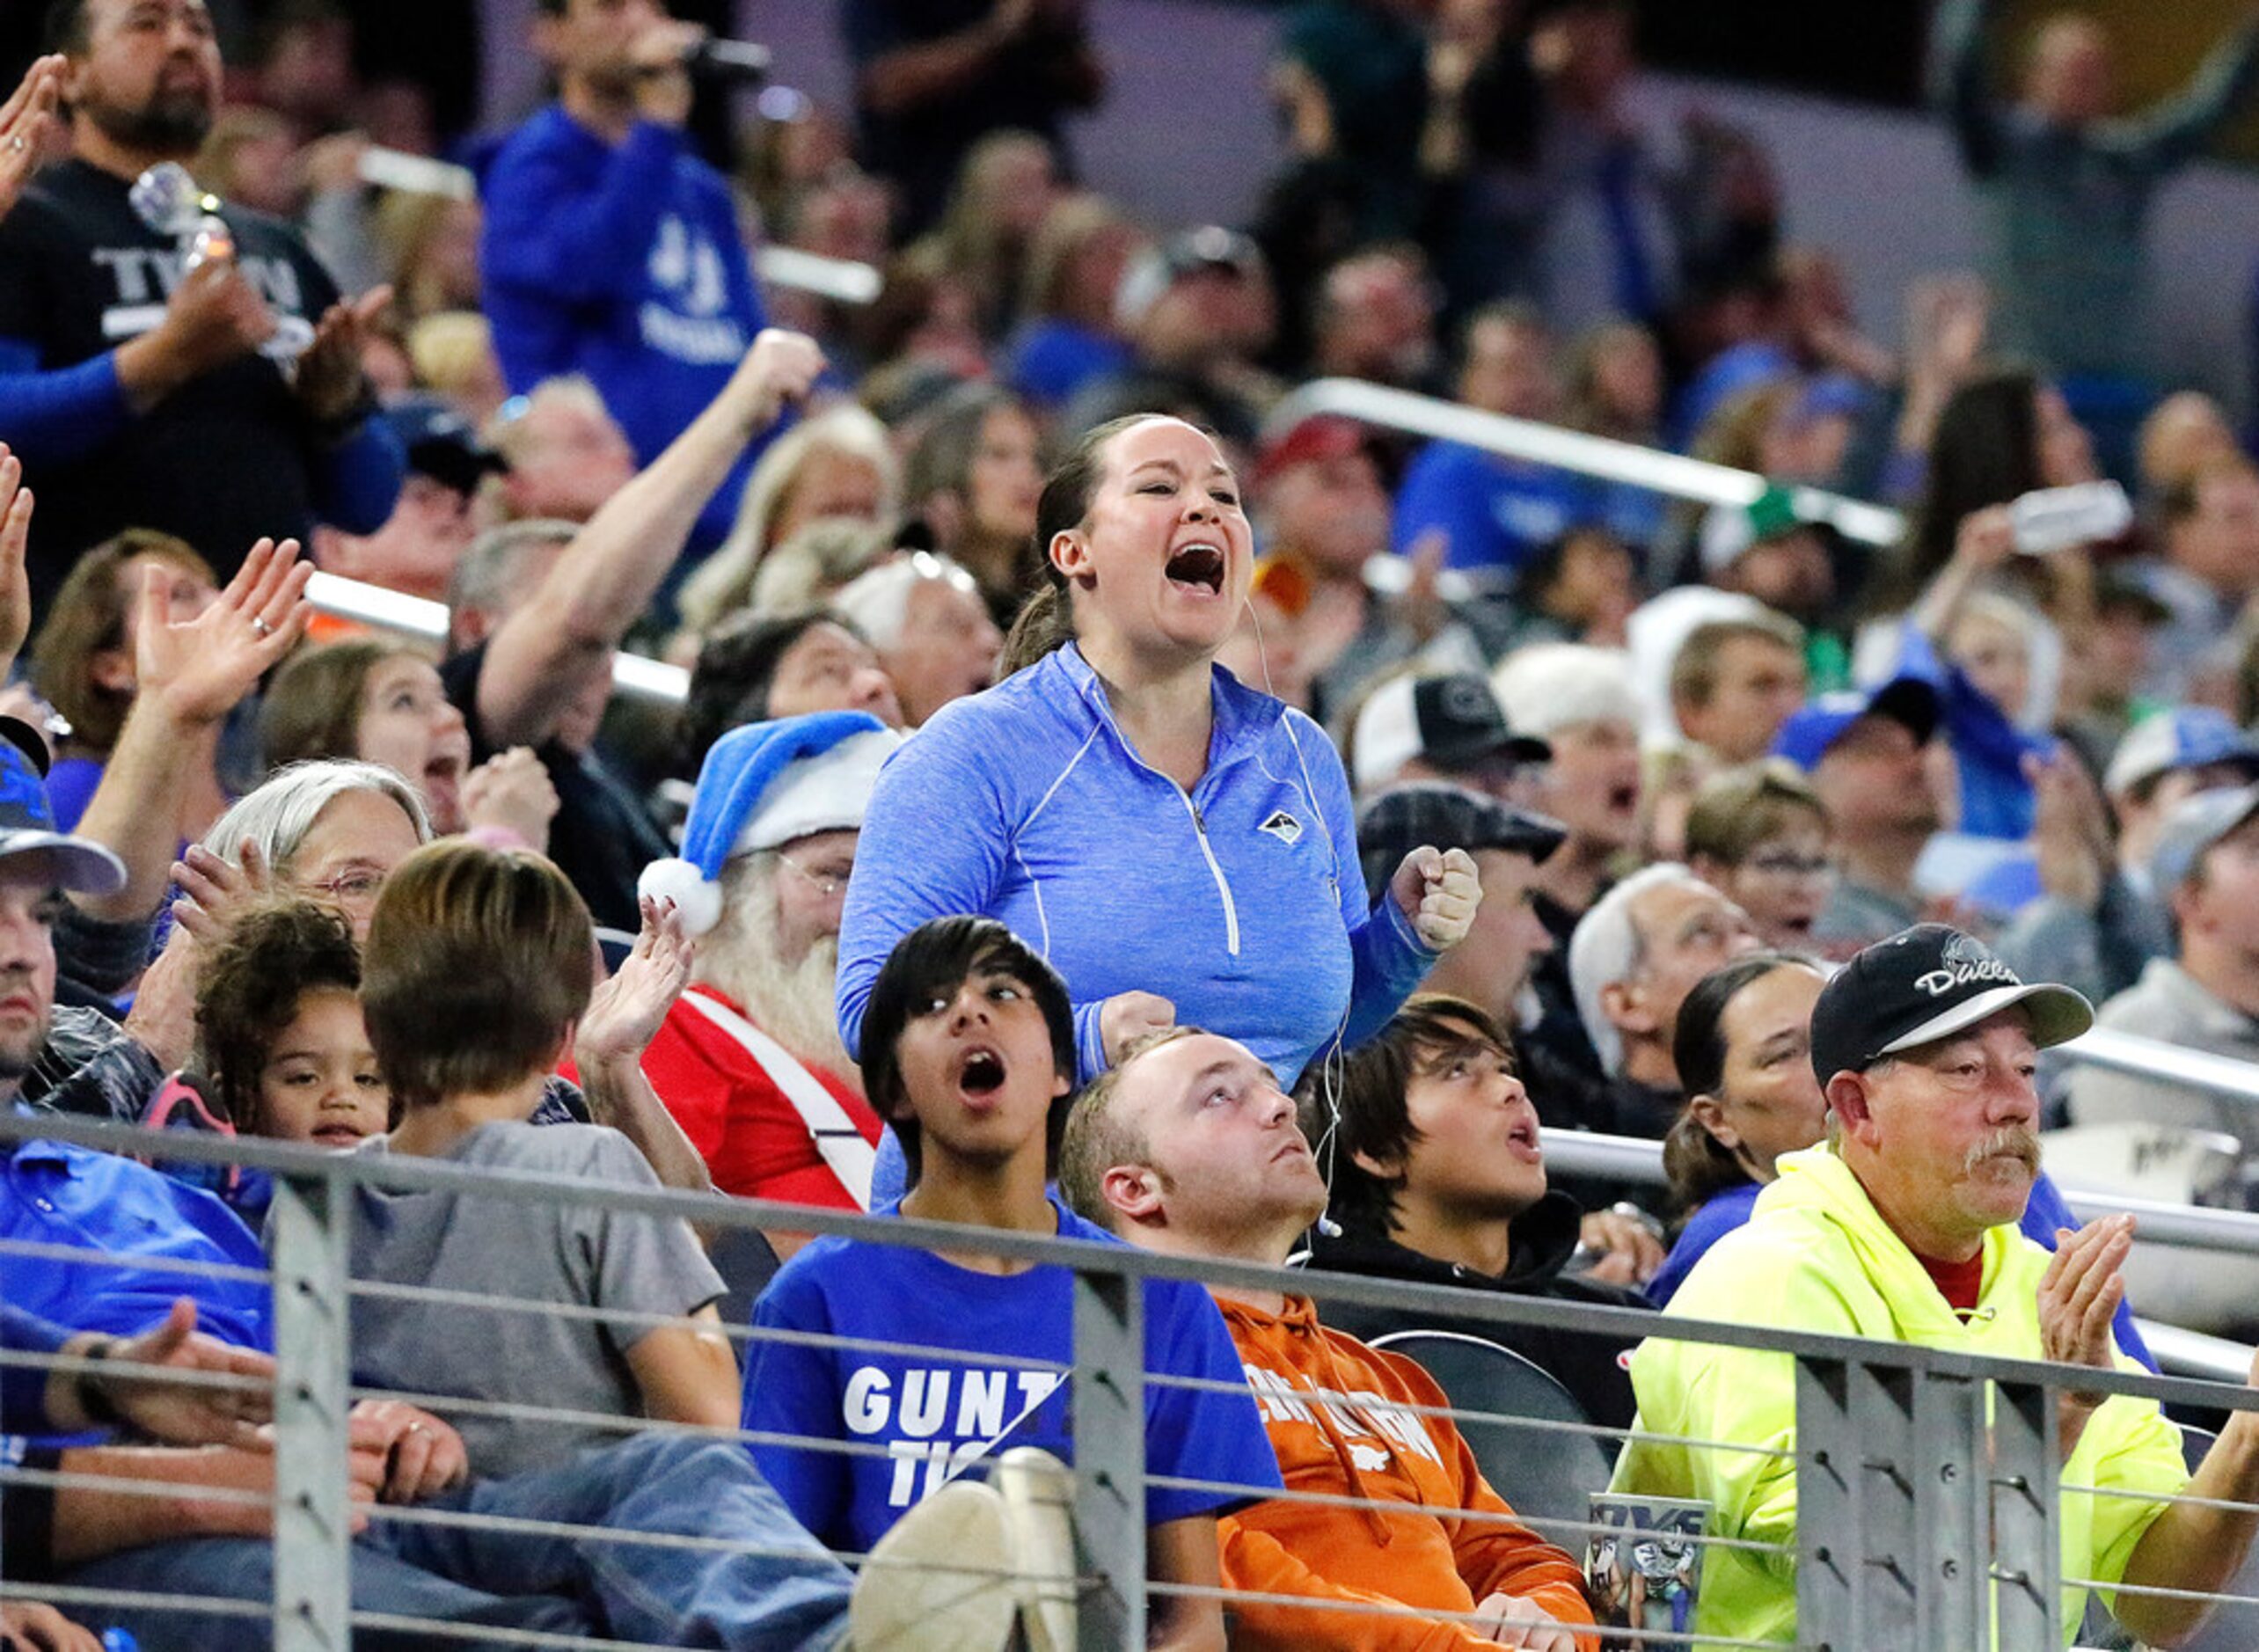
[745,917,1283,1645]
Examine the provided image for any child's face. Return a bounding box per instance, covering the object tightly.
[892,961,1069,1173]
[253,987,389,1148]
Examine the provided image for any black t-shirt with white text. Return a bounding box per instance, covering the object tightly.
[0,159,343,608]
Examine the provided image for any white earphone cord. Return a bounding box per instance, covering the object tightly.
[1242,592,1348,1239]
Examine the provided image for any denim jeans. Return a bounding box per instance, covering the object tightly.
[59,1433,854,1650]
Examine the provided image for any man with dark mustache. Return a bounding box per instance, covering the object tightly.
[1612,925,2259,1648]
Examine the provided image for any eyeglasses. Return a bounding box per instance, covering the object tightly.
[775,850,855,897]
[305,868,386,904]
[1742,852,1835,883]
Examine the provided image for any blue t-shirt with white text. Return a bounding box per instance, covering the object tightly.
[744,1196,1283,1552]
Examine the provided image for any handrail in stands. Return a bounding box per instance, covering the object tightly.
[1264,376,1909,547]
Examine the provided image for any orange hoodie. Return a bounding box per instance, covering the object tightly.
[1216,1293,1599,1652]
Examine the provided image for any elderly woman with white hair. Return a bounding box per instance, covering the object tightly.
[828,551,1002,727]
[1493,641,1645,926]
[33,761,433,1123]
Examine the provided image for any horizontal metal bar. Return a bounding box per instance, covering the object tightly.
[1266,377,1906,545]
[754,245,882,305]
[302,573,687,706]
[11,1109,2255,1416]
[1544,1122,2259,1259]
[2053,1025,2259,1106]
[2137,1318,2256,1384]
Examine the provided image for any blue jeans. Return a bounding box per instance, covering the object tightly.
[60,1434,853,1650]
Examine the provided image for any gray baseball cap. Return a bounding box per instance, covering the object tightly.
[2152,781,2259,896]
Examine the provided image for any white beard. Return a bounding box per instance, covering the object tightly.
[697,862,861,1096]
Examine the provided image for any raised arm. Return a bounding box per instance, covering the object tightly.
[71,539,311,925]
[479,20,707,305]
[2119,4,2259,171]
[575,895,717,1201]
[473,329,823,748]
[850,0,1034,117]
[1928,0,2006,175]
[0,55,62,226]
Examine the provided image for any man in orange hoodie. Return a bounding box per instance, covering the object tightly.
[1059,1025,1599,1652]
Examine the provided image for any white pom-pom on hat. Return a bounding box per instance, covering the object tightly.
[639,857,725,939]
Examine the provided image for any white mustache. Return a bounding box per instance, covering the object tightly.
[1963,1127,2040,1175]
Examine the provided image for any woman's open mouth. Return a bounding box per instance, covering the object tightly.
[1165,543,1226,596]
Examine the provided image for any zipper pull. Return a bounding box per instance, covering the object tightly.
[1191,802,1207,834]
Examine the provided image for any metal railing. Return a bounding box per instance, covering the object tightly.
[1264,376,1909,547]
[10,1111,2259,1651]
[303,573,691,710]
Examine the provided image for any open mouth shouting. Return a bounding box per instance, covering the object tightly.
[955,1044,1008,1107]
[1504,1116,1542,1166]
[1165,541,1228,598]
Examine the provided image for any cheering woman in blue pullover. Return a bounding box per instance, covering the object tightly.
[838,413,1480,1137]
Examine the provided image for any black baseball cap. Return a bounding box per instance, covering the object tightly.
[1808,924,2091,1085]
[1356,782,1568,906]
[1351,673,1553,792]
[380,396,508,495]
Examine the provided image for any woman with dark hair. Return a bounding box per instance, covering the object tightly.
[1649,952,2157,1368]
[676,610,903,776]
[1651,953,1829,1305]
[260,640,557,850]
[900,383,1046,624]
[840,413,1481,1204]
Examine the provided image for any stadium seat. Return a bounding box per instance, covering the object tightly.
[1367,1327,1615,1538]
[709,1223,784,1356]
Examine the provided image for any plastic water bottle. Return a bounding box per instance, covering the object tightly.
[179,211,235,274]
[126,160,232,273]
[2007,480,2132,555]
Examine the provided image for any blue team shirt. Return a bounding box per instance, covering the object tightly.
[744,1195,1283,1552]
[0,1137,270,1354]
[1391,440,1597,574]
[479,106,772,550]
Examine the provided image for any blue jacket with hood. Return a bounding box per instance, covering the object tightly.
[837,642,1437,1091]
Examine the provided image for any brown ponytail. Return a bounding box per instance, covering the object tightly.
[1000,582,1077,676]
[994,413,1170,677]
[1662,1105,1751,1223]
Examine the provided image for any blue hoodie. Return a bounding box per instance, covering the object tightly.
[479,107,771,550]
[837,643,1437,1088]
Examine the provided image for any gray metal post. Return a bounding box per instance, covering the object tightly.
[1988,1379,2064,1648]
[1796,1354,1919,1648]
[267,1168,354,1651]
[1071,1261,1145,1649]
[1914,1367,1990,1648]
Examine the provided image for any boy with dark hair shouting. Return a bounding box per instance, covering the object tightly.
[746,916,1281,1650]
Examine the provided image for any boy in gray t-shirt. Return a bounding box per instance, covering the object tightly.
[352,844,738,1476]
[350,1120,722,1479]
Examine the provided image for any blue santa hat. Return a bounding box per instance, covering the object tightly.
[639,711,905,937]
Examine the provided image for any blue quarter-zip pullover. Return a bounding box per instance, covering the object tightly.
[837,643,1437,1089]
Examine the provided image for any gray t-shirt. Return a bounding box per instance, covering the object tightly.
[340,1121,724,1481]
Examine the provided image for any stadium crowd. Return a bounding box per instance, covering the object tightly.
[12,0,2259,1645]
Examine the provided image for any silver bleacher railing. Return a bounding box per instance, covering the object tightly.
[11,1110,2259,1651]
[1263,376,1909,548]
